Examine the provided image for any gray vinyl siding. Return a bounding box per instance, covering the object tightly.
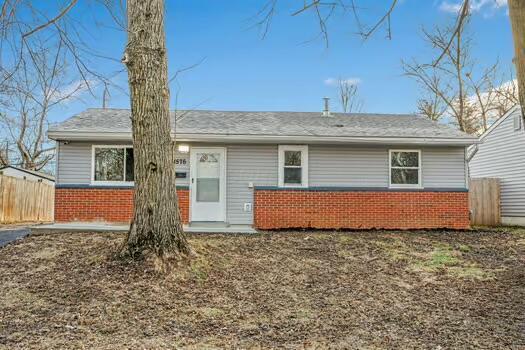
[57,142,93,184]
[469,108,525,217]
[56,141,467,224]
[57,141,189,186]
[309,146,388,187]
[422,147,466,188]
[226,145,278,224]
[309,145,466,188]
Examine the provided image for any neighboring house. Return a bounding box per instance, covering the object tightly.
[469,105,525,226]
[48,107,478,230]
[0,165,55,186]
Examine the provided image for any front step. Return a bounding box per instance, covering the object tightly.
[186,222,257,234]
[189,221,229,228]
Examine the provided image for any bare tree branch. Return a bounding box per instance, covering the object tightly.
[21,0,78,38]
[291,1,338,16]
[404,12,518,135]
[432,0,470,67]
[251,0,277,39]
[169,57,207,84]
[357,0,398,40]
[0,31,93,170]
[337,78,363,113]
[417,92,447,121]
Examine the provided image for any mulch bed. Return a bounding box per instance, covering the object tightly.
[0,228,524,349]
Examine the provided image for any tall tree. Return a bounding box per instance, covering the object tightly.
[403,14,476,133]
[121,0,189,258]
[403,13,517,134]
[3,0,523,261]
[508,1,525,119]
[467,67,518,132]
[417,89,448,122]
[337,78,363,113]
[0,40,82,171]
[0,1,124,171]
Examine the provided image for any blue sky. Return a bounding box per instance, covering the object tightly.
[50,0,513,123]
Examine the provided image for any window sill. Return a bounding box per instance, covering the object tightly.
[388,185,423,190]
[91,181,134,186]
[279,184,308,189]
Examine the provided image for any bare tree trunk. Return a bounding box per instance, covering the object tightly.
[121,0,189,258]
[508,0,525,118]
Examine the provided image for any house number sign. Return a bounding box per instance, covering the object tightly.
[175,158,187,165]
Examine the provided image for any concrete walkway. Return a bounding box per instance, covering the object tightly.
[35,222,258,234]
[35,223,128,232]
[0,228,31,247]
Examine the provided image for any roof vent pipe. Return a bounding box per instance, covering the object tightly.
[322,97,331,116]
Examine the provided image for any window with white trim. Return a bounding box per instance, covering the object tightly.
[93,146,134,183]
[278,145,308,187]
[389,150,421,188]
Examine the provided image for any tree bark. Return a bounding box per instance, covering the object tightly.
[121,0,189,258]
[508,0,525,118]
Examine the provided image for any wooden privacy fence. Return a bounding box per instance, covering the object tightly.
[469,178,500,226]
[0,175,54,223]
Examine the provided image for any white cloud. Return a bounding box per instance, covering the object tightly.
[442,79,518,133]
[467,79,517,108]
[439,0,507,15]
[439,2,462,13]
[324,77,361,87]
[49,79,95,103]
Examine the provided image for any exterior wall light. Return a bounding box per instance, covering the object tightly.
[177,144,190,153]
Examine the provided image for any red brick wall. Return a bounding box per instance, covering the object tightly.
[55,187,189,224]
[254,189,470,230]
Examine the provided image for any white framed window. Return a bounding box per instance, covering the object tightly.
[91,145,134,185]
[389,150,422,188]
[278,145,308,188]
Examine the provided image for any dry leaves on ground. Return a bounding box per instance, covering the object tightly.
[0,228,524,349]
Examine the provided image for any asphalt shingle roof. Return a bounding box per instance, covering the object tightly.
[49,108,475,140]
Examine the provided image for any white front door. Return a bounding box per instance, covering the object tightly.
[190,147,226,222]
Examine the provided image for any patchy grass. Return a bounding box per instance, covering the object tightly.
[0,228,524,349]
[411,246,494,280]
[374,238,497,280]
[410,244,461,271]
[422,244,460,266]
[458,243,472,253]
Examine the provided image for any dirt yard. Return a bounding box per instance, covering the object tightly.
[0,228,524,349]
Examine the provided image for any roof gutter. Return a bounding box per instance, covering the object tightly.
[48,131,480,145]
[466,144,479,162]
[48,131,133,141]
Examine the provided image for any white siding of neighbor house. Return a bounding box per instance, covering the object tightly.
[57,142,468,224]
[0,167,55,185]
[469,107,525,218]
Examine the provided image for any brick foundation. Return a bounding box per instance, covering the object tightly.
[254,189,470,230]
[55,187,189,224]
